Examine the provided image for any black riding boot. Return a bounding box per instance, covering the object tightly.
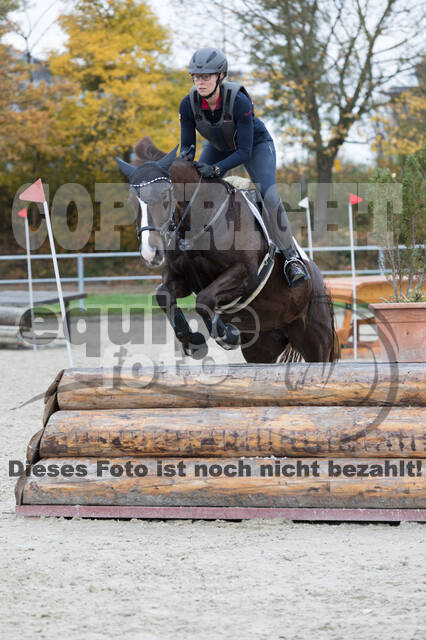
[282,246,310,287]
[264,201,310,288]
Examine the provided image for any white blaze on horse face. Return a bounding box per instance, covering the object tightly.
[138,197,156,264]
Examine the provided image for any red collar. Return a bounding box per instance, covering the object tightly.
[201,94,222,110]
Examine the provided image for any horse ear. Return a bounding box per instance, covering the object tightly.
[157,145,179,174]
[134,136,166,162]
[116,157,136,180]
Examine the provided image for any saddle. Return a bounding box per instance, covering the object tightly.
[224,175,309,261]
[216,177,274,314]
[215,176,308,314]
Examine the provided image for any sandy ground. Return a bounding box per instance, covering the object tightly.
[1,313,425,639]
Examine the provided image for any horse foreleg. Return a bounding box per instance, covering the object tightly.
[195,263,254,350]
[156,278,208,360]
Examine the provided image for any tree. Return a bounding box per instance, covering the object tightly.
[0,6,72,238]
[0,0,63,73]
[0,0,21,22]
[371,57,426,161]
[0,0,188,257]
[48,0,188,181]
[218,0,423,230]
[368,148,425,301]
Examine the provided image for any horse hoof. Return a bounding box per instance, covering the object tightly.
[183,332,208,360]
[215,323,240,350]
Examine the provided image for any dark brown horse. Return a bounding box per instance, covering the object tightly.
[117,137,339,363]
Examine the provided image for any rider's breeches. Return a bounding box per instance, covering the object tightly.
[199,140,295,251]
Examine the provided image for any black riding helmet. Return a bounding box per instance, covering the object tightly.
[188,48,228,99]
[188,48,228,74]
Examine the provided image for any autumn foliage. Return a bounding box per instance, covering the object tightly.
[49,0,187,181]
[0,0,186,255]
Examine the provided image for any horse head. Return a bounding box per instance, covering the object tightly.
[116,145,178,268]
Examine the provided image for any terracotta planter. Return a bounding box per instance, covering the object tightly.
[369,302,426,362]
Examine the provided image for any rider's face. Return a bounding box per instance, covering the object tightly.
[192,73,218,96]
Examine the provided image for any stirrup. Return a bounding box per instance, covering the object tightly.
[283,256,310,288]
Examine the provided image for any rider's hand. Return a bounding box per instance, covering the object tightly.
[196,163,221,178]
[178,145,195,161]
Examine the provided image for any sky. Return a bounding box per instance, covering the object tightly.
[4,0,405,166]
[5,1,193,64]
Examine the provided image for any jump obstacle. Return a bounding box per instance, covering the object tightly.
[15,362,426,521]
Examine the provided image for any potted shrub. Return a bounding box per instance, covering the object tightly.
[368,147,425,361]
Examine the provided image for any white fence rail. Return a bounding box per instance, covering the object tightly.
[0,246,394,309]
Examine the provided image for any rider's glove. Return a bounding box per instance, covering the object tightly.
[196,163,221,178]
[178,145,195,161]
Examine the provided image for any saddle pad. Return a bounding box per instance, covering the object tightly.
[242,190,310,263]
[223,175,252,190]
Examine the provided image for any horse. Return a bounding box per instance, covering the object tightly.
[117,136,339,364]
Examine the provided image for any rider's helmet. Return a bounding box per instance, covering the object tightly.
[188,48,228,75]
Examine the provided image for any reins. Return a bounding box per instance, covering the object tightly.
[173,175,203,238]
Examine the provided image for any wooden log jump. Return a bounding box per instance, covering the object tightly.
[0,305,30,326]
[56,363,426,409]
[37,406,426,459]
[15,363,426,521]
[15,457,426,510]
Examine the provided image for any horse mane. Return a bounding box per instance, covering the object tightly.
[134,136,166,163]
[170,158,234,194]
[170,158,199,183]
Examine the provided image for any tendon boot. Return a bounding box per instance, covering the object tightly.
[264,201,310,288]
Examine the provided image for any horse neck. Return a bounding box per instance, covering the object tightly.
[174,181,237,243]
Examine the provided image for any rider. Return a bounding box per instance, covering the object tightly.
[179,47,310,287]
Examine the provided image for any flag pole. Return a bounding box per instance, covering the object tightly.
[348,200,357,361]
[305,201,313,260]
[24,215,36,350]
[42,199,73,367]
[19,179,73,367]
[298,197,313,260]
[18,208,36,350]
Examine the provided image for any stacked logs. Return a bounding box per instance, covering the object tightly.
[15,362,426,521]
[0,306,29,346]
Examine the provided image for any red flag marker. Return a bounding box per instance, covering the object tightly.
[18,207,28,218]
[19,178,46,203]
[349,194,363,205]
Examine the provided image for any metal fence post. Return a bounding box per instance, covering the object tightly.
[77,254,85,310]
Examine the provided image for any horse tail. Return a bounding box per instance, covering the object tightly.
[276,344,304,363]
[327,291,341,362]
[307,261,340,362]
[277,263,340,364]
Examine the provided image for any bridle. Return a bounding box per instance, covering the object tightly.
[130,173,233,254]
[130,176,175,241]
